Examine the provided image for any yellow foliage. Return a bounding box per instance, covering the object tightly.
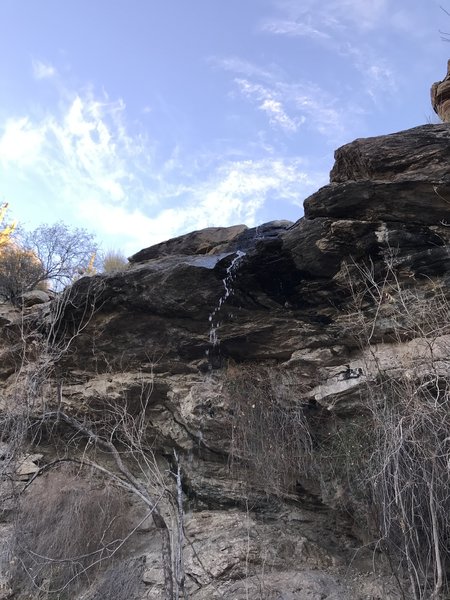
[86,252,97,275]
[72,251,97,282]
[0,203,16,249]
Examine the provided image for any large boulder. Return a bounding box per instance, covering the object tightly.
[129,220,293,262]
[20,289,51,307]
[331,123,450,182]
[129,224,248,262]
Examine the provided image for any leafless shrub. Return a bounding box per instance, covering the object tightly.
[365,373,450,600]
[1,263,183,600]
[81,556,145,600]
[314,414,375,520]
[11,465,134,598]
[22,222,98,292]
[0,245,44,305]
[0,222,98,304]
[343,256,450,599]
[227,364,313,496]
[225,255,450,599]
[342,253,450,345]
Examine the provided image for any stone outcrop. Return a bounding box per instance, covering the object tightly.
[2,124,450,599]
[20,289,51,307]
[129,221,293,262]
[431,59,450,122]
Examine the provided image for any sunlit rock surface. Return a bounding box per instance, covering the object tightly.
[431,59,450,122]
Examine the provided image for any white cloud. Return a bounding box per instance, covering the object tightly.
[259,0,398,103]
[260,18,330,40]
[0,117,44,164]
[0,91,155,251]
[267,0,390,35]
[236,79,304,132]
[210,56,276,81]
[49,95,134,201]
[327,0,388,31]
[76,157,321,256]
[215,54,363,141]
[0,88,322,256]
[339,42,397,99]
[32,59,57,80]
[261,98,305,131]
[197,159,305,223]
[233,76,352,140]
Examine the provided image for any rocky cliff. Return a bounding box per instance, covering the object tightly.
[1,124,450,600]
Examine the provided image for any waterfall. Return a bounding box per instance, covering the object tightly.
[207,250,245,361]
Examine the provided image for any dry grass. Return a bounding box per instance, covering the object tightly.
[81,557,145,600]
[11,464,135,598]
[101,251,128,274]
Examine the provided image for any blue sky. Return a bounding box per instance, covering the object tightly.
[0,0,448,256]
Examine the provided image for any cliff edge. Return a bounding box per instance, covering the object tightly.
[1,124,450,600]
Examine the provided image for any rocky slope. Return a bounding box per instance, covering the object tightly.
[1,123,450,599]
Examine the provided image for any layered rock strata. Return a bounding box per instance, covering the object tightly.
[2,124,450,599]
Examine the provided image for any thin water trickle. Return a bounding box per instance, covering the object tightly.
[208,250,245,352]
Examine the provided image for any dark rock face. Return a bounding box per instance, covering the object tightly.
[129,220,293,262]
[2,124,450,600]
[129,224,248,261]
[331,123,450,182]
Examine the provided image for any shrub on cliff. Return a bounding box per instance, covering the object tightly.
[342,257,450,600]
[0,221,98,304]
[11,466,135,598]
[227,365,313,496]
[101,249,128,273]
[0,245,44,304]
[0,202,16,248]
[2,281,184,600]
[226,256,450,599]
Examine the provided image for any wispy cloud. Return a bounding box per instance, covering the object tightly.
[260,18,330,40]
[260,0,398,102]
[339,42,397,99]
[0,117,45,164]
[210,56,276,81]
[231,74,354,141]
[0,83,322,255]
[77,156,321,254]
[32,59,57,80]
[0,91,157,253]
[0,92,143,202]
[236,79,304,132]
[326,0,388,31]
[266,0,390,36]
[189,158,316,224]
